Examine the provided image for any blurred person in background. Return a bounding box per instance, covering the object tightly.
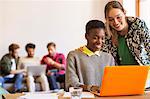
[0,43,26,93]
[18,43,49,92]
[41,42,66,90]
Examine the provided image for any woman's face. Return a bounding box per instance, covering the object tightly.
[107,8,127,31]
[86,28,105,52]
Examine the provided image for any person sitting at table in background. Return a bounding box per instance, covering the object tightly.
[102,0,150,65]
[65,20,115,91]
[17,43,49,92]
[0,43,26,93]
[41,42,66,90]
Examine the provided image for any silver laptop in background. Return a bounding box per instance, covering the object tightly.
[27,65,46,76]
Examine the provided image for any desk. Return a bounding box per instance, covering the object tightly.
[95,92,150,99]
[3,91,150,99]
[63,92,150,99]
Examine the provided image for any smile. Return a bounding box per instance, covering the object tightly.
[114,25,120,29]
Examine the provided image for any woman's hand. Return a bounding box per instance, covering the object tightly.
[90,85,100,92]
[79,85,99,92]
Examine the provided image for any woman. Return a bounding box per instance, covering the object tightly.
[102,1,150,65]
[65,20,115,91]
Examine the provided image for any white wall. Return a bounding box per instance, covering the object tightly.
[0,0,109,58]
[0,1,4,55]
[140,0,150,28]
[123,0,136,16]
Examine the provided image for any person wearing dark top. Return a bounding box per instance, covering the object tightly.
[0,43,26,93]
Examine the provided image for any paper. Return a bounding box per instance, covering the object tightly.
[63,92,95,99]
[145,79,150,88]
[18,93,58,99]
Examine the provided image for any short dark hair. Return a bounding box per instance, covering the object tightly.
[47,42,56,48]
[9,43,20,52]
[25,43,36,51]
[86,20,105,33]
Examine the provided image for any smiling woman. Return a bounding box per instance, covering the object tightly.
[65,20,115,91]
[102,0,150,66]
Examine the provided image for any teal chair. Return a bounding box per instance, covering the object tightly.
[0,87,9,99]
[0,87,9,94]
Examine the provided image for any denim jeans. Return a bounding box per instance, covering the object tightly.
[0,73,23,91]
[47,75,59,90]
[47,73,65,90]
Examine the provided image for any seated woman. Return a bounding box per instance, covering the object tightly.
[65,20,115,91]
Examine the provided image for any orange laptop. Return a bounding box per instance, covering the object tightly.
[91,66,150,96]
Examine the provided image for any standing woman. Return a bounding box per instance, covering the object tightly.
[102,1,150,65]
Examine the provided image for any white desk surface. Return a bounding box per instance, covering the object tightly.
[3,91,150,99]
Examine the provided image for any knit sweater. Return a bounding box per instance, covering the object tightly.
[65,50,115,90]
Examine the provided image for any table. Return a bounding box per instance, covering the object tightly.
[2,91,150,99]
[95,92,150,99]
[63,91,150,99]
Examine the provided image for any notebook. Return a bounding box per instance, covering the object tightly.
[91,66,150,96]
[27,65,46,76]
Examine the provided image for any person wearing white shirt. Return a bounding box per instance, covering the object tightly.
[18,43,49,92]
[0,43,26,93]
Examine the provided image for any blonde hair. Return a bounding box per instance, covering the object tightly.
[104,0,125,45]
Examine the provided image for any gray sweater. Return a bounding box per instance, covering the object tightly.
[65,50,115,90]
